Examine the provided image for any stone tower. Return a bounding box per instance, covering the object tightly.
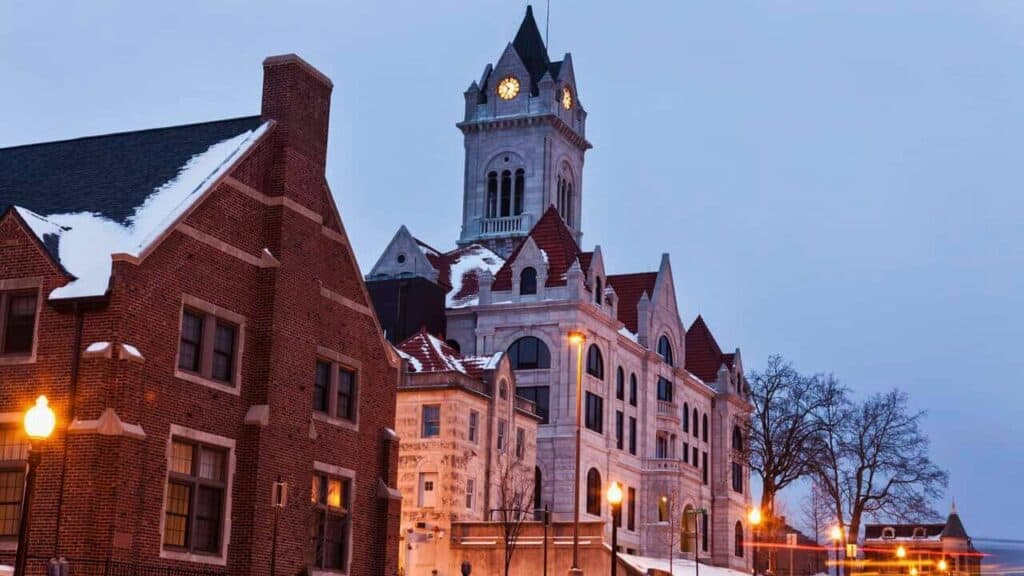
[457,5,591,257]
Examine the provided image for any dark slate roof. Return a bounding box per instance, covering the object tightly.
[942,512,969,539]
[0,116,263,223]
[864,524,946,540]
[512,5,564,94]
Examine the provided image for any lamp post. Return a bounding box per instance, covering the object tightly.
[606,482,622,576]
[748,508,762,576]
[830,526,844,576]
[568,331,586,576]
[661,496,674,576]
[15,395,56,576]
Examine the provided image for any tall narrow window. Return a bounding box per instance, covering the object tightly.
[627,487,636,531]
[703,413,709,442]
[164,439,227,554]
[487,171,498,218]
[500,170,512,217]
[702,451,709,485]
[586,345,604,379]
[615,411,624,450]
[702,513,709,551]
[584,392,603,433]
[520,267,537,295]
[657,377,674,403]
[585,468,601,516]
[657,335,674,366]
[656,435,669,459]
[1,292,37,356]
[310,473,352,571]
[658,497,668,522]
[466,478,476,510]
[683,442,690,464]
[0,427,28,539]
[178,310,203,372]
[336,367,356,421]
[534,467,543,510]
[211,322,236,382]
[313,361,330,413]
[468,411,479,443]
[683,403,690,433]
[616,367,625,400]
[566,182,574,226]
[513,168,525,215]
[516,427,526,459]
[422,405,440,437]
[497,419,507,452]
[735,522,745,557]
[693,409,699,437]
[629,374,638,406]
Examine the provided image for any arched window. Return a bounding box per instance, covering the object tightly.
[616,367,625,400]
[702,414,709,442]
[499,380,508,399]
[500,170,512,216]
[882,527,895,539]
[507,337,551,370]
[658,335,674,366]
[629,374,638,406]
[586,345,604,379]
[732,426,743,451]
[514,169,525,215]
[692,409,699,437]
[486,171,498,218]
[735,521,745,557]
[534,467,543,510]
[586,468,602,516]
[681,505,696,553]
[594,277,603,305]
[683,403,690,433]
[520,267,537,295]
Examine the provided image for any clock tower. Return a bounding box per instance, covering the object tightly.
[457,5,591,257]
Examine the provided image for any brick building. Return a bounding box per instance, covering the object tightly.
[392,330,541,576]
[0,54,401,575]
[862,505,981,576]
[366,6,753,571]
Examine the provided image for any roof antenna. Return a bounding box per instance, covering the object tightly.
[545,0,550,48]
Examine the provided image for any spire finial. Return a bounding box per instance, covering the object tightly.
[951,499,957,515]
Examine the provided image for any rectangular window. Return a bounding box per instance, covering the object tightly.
[468,411,479,443]
[628,417,637,455]
[656,377,673,403]
[422,405,441,438]
[177,306,241,386]
[656,435,669,459]
[693,447,698,467]
[516,386,549,424]
[497,419,507,452]
[683,442,690,464]
[0,427,28,538]
[309,472,352,571]
[515,427,525,459]
[702,452,709,485]
[732,462,743,493]
[702,513,709,551]
[163,439,227,554]
[615,411,624,450]
[0,291,38,356]
[313,360,359,423]
[466,478,475,510]
[629,380,637,406]
[584,392,603,433]
[627,487,636,531]
[314,361,330,413]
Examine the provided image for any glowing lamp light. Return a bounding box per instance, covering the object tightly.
[606,481,623,506]
[896,546,907,559]
[938,560,949,572]
[910,568,918,576]
[568,331,586,345]
[830,525,843,541]
[24,395,55,440]
[748,508,762,526]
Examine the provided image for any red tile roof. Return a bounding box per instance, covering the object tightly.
[493,206,584,291]
[395,329,499,379]
[685,315,734,382]
[416,242,504,308]
[606,272,658,334]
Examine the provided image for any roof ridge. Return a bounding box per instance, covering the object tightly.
[0,115,262,152]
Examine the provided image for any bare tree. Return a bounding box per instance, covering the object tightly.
[491,455,535,576]
[810,389,948,550]
[800,481,834,544]
[748,356,840,518]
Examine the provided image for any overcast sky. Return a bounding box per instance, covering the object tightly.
[2,1,1021,539]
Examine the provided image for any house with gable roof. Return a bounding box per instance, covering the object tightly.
[366,6,753,570]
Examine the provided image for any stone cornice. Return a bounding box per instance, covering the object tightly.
[457,113,592,150]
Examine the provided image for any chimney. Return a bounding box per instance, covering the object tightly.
[261,54,333,172]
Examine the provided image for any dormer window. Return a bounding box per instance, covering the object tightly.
[520,267,537,295]
[882,527,896,539]
[913,527,927,539]
[657,335,674,366]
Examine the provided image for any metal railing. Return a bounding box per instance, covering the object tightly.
[25,557,226,576]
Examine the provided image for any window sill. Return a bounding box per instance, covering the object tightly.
[0,353,35,365]
[312,411,358,432]
[160,548,227,566]
[309,569,348,576]
[175,369,240,396]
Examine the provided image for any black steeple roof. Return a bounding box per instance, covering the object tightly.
[942,510,969,540]
[513,5,554,92]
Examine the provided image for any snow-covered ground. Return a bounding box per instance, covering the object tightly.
[618,553,752,576]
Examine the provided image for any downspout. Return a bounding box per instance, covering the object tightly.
[483,374,495,518]
[54,301,84,555]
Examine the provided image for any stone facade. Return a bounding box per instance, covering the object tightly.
[367,6,754,572]
[0,54,401,576]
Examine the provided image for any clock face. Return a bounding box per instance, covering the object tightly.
[497,76,520,101]
[561,86,573,110]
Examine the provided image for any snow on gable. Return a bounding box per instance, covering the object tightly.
[15,123,268,300]
[395,348,423,373]
[446,244,505,309]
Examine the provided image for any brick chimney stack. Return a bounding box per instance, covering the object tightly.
[261,53,333,173]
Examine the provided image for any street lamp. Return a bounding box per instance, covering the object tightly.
[606,482,623,576]
[938,559,949,573]
[568,330,586,576]
[15,395,56,576]
[748,508,762,576]
[830,525,844,576]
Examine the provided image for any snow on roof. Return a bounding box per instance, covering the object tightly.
[15,122,268,300]
[395,348,423,373]
[618,326,639,343]
[446,244,504,308]
[396,330,502,379]
[85,341,111,353]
